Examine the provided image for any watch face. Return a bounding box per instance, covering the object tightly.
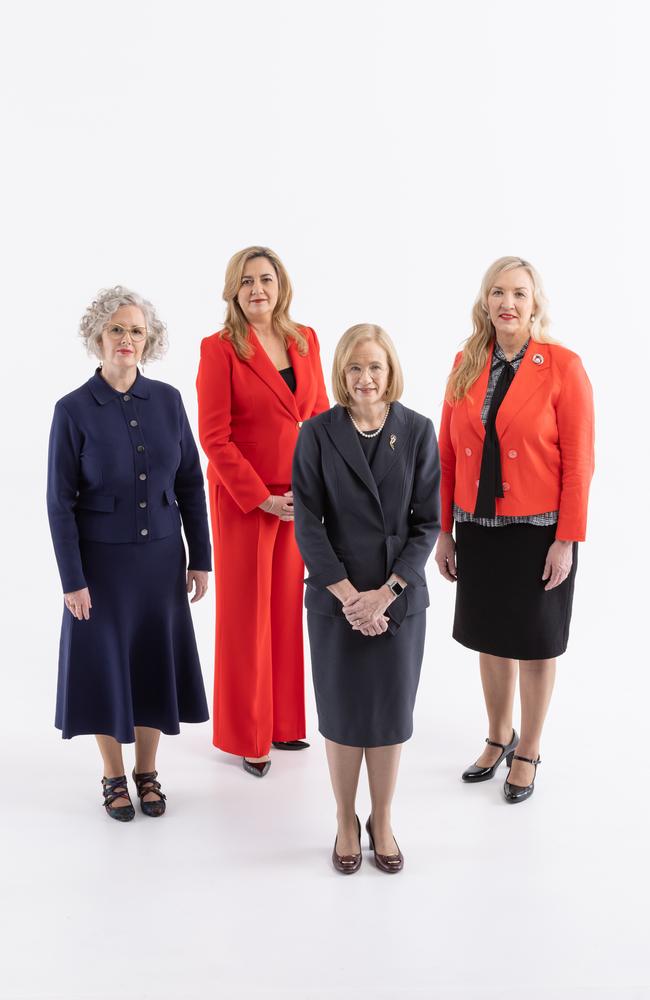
[391,581,404,596]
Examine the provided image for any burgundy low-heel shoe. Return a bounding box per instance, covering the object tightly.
[366,816,404,873]
[332,815,362,874]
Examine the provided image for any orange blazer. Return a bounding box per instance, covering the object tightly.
[438,339,595,541]
[196,326,330,512]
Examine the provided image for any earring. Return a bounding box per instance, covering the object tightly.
[530,315,536,322]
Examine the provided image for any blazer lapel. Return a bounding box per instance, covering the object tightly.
[465,347,493,441]
[243,328,300,420]
[370,402,406,487]
[496,339,550,436]
[324,405,382,506]
[287,338,310,420]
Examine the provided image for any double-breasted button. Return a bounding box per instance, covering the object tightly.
[139,501,147,509]
[465,447,472,457]
[130,419,138,427]
[503,482,511,492]
[139,473,147,481]
[137,445,145,453]
[123,394,131,402]
[507,449,518,459]
[140,528,148,536]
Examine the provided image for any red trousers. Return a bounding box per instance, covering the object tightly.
[209,482,306,757]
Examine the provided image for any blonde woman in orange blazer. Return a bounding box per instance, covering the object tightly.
[435,257,594,803]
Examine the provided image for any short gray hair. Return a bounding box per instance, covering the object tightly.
[79,285,168,363]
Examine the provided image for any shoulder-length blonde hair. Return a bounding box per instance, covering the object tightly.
[446,256,552,402]
[332,324,404,406]
[221,246,307,360]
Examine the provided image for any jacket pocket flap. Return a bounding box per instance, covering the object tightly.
[164,487,177,505]
[75,493,115,513]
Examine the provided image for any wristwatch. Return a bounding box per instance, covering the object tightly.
[386,578,405,598]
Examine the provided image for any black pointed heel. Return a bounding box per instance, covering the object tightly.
[461,729,519,782]
[132,769,167,816]
[101,775,135,822]
[504,753,541,803]
[271,740,310,750]
[243,757,271,777]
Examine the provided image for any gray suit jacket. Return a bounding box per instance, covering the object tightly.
[291,402,440,632]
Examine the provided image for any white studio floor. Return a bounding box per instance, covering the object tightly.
[3,607,649,1000]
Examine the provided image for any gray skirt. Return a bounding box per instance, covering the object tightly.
[307,611,426,748]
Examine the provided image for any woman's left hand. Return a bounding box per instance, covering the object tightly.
[343,588,391,629]
[187,570,209,603]
[542,540,573,591]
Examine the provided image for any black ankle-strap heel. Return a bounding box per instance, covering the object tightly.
[504,753,541,803]
[461,729,519,783]
[101,775,135,822]
[132,769,167,817]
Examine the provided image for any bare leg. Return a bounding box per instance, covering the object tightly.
[508,658,556,786]
[474,653,518,767]
[365,744,402,855]
[325,738,363,855]
[134,726,162,802]
[96,735,129,808]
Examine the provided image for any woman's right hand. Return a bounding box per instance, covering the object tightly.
[259,492,294,521]
[64,587,92,621]
[435,531,457,582]
[357,615,390,637]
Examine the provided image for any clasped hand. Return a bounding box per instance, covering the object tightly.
[260,491,294,521]
[343,588,392,637]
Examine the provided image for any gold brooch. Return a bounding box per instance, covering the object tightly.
[389,434,397,450]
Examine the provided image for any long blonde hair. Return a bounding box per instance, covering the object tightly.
[221,246,307,360]
[446,256,552,402]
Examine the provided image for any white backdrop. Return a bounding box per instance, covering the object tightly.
[1,2,649,999]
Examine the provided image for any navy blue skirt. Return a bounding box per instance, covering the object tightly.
[55,532,209,742]
[307,611,426,748]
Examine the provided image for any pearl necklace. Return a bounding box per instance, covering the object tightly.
[347,403,391,438]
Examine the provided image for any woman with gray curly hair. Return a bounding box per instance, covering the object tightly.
[47,287,212,822]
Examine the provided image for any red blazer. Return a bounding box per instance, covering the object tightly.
[439,339,595,541]
[196,326,330,512]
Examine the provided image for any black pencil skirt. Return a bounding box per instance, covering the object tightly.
[453,522,578,660]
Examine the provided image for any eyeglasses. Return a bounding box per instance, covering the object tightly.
[106,324,147,342]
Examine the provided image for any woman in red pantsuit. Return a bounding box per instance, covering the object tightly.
[197,246,329,777]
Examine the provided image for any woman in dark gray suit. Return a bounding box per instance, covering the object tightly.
[292,324,440,874]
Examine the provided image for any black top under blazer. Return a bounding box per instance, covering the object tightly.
[47,369,212,593]
[292,402,441,632]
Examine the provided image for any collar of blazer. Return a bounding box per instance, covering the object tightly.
[242,327,305,421]
[467,338,550,440]
[88,368,150,405]
[325,402,407,505]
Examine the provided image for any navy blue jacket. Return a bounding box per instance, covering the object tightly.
[47,369,211,593]
[292,402,440,633]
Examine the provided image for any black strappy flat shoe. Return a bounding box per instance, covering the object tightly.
[132,769,167,817]
[101,775,135,822]
[504,753,541,803]
[461,729,519,782]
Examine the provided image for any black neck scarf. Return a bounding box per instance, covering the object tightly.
[473,358,516,518]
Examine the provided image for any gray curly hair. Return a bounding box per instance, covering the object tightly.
[79,286,168,363]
